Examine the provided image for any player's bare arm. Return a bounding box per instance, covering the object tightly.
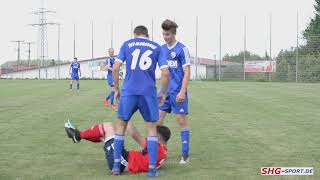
[112,61,121,103]
[106,66,113,71]
[126,121,145,148]
[176,65,190,103]
[101,64,113,71]
[158,67,170,106]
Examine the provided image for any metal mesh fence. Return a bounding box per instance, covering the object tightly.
[1,14,320,82]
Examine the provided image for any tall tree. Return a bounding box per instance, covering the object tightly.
[303,0,320,52]
[223,51,263,64]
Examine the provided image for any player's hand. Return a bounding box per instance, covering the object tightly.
[103,66,109,72]
[176,91,185,103]
[158,93,166,107]
[114,90,120,104]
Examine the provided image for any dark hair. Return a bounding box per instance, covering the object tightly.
[74,57,77,60]
[161,19,178,34]
[157,125,171,143]
[134,25,149,37]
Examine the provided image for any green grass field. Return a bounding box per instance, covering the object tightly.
[0,80,319,180]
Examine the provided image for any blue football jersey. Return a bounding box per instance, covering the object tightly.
[160,42,190,94]
[106,56,115,77]
[116,37,168,97]
[106,57,115,74]
[70,62,80,76]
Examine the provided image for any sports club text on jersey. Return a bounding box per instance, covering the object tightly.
[127,41,157,50]
[167,60,178,68]
[163,42,190,69]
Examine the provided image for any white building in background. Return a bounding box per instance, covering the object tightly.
[1,56,225,80]
[1,57,107,80]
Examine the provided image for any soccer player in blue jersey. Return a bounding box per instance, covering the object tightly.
[158,19,191,164]
[111,25,170,177]
[102,48,117,110]
[69,57,81,91]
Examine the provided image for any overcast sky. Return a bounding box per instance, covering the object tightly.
[0,0,316,65]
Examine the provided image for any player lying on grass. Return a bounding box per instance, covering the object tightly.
[64,120,171,175]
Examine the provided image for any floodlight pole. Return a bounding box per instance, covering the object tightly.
[219,16,222,81]
[296,12,299,83]
[243,16,247,81]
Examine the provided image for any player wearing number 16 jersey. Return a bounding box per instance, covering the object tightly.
[111,25,170,177]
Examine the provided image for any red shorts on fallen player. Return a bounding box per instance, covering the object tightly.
[128,143,168,173]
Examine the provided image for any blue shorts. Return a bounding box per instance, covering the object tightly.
[104,138,128,172]
[71,75,79,80]
[117,95,159,122]
[107,78,114,87]
[159,93,189,114]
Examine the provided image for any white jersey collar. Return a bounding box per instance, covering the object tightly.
[135,36,149,40]
[167,41,178,50]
